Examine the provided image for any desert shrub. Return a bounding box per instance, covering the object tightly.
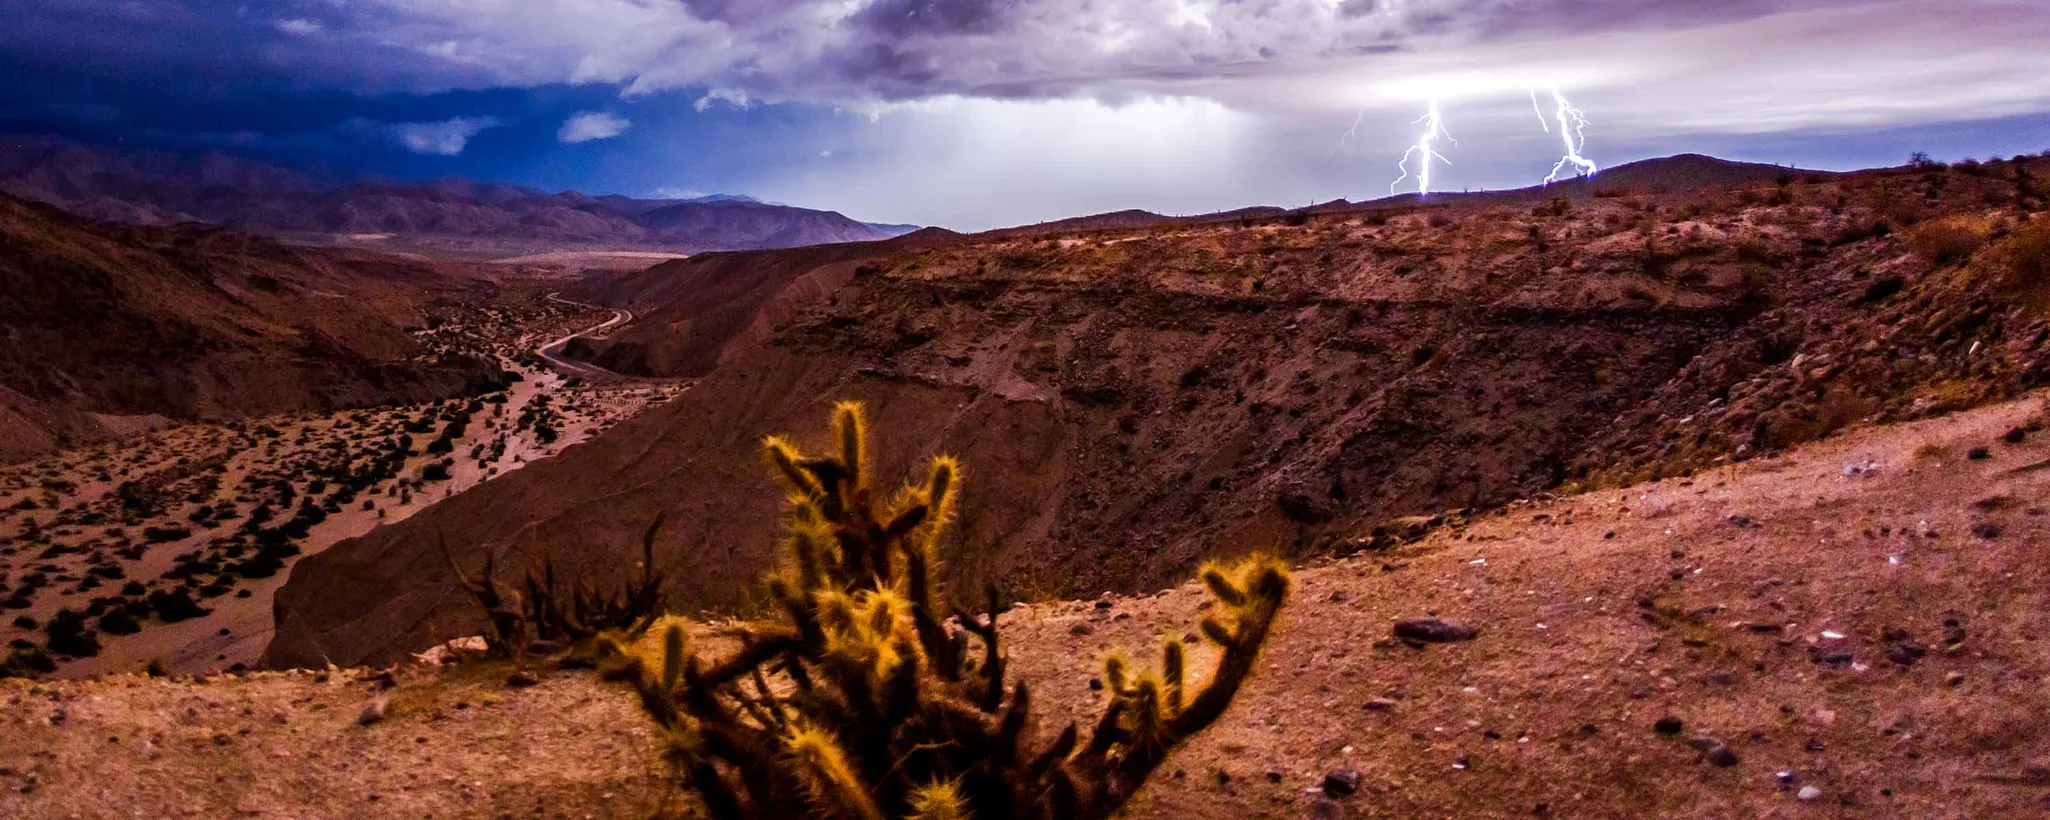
[0,647,56,678]
[592,403,1290,819]
[1906,216,1990,266]
[2006,219,2050,282]
[444,516,670,656]
[146,588,210,622]
[1426,210,1454,228]
[44,609,100,657]
[142,525,191,543]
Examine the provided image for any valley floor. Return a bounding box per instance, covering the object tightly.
[7,392,2050,817]
[1,300,685,676]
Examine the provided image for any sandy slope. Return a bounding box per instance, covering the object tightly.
[8,391,2050,818]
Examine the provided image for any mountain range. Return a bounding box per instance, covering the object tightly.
[0,134,919,255]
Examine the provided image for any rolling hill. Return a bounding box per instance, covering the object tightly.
[0,134,918,255]
[0,193,503,461]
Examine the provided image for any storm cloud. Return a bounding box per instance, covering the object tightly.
[3,0,2047,230]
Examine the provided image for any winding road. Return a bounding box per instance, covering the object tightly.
[538,292,633,378]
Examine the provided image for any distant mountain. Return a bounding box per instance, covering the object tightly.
[977,154,1823,238]
[1362,153,1826,209]
[863,221,923,238]
[0,192,500,462]
[680,194,765,205]
[988,205,1289,238]
[0,134,916,254]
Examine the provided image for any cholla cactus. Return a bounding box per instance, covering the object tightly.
[596,401,1290,819]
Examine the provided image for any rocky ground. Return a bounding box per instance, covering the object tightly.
[0,294,686,677]
[8,389,2050,818]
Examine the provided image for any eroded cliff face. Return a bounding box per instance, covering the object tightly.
[268,159,2050,668]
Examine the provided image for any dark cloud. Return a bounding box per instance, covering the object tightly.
[3,0,2046,233]
[0,0,1867,109]
[853,0,1019,37]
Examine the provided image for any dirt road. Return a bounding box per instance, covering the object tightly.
[537,293,631,378]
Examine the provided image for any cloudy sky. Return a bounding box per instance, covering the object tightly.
[5,0,2049,230]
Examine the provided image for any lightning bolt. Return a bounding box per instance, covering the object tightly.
[1542,86,1597,184]
[1392,99,1454,197]
[1327,110,1364,159]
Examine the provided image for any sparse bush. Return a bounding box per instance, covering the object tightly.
[44,609,100,657]
[146,588,210,622]
[2005,219,2050,282]
[1907,216,1991,266]
[0,647,56,678]
[444,516,670,656]
[591,403,1290,819]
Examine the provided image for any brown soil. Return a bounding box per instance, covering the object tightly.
[10,390,2050,818]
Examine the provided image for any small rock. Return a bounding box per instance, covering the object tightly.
[1069,623,1095,637]
[1363,697,1399,712]
[1798,785,1822,801]
[505,670,540,688]
[1945,671,1965,687]
[358,697,389,726]
[1654,716,1685,735]
[1886,641,1929,667]
[2005,426,2029,443]
[1393,618,1479,643]
[1967,446,1991,460]
[1703,743,1741,767]
[1322,768,1365,797]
